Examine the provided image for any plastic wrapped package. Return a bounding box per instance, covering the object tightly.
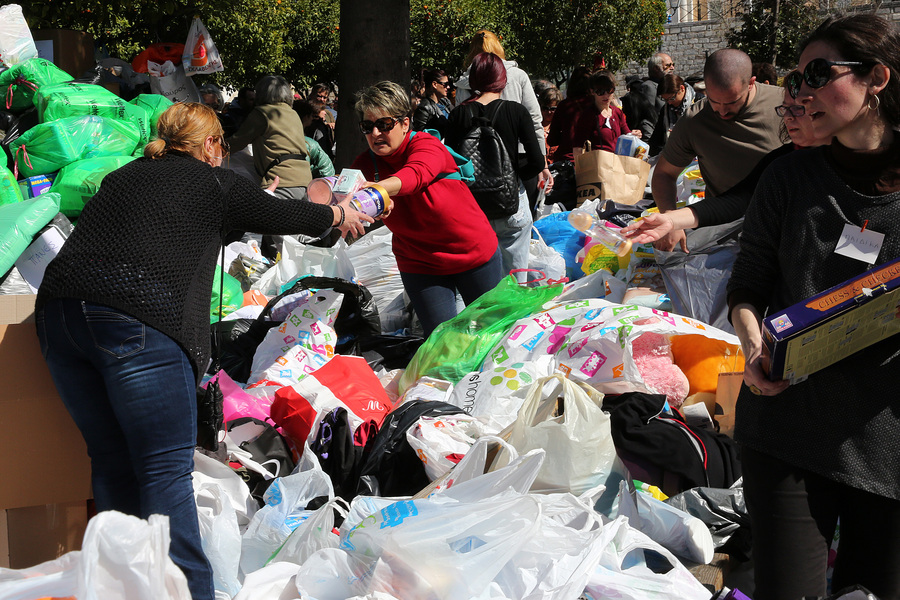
[0,57,71,112]
[0,163,23,207]
[9,115,142,178]
[34,81,152,144]
[49,155,136,217]
[0,192,60,277]
[0,5,38,68]
[129,93,173,137]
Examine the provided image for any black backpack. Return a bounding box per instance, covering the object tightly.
[458,101,519,219]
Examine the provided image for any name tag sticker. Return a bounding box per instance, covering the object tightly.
[834,223,884,264]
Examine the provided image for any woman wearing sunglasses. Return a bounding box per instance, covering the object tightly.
[727,14,900,599]
[623,87,829,248]
[412,68,452,137]
[350,81,502,337]
[34,103,371,600]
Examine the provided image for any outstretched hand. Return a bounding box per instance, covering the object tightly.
[622,212,675,244]
[336,200,374,239]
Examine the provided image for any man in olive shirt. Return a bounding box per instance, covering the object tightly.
[651,48,784,251]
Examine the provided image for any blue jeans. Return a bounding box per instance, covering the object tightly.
[490,183,533,283]
[36,298,214,600]
[400,247,503,337]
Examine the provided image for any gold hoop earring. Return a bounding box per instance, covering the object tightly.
[868,94,881,112]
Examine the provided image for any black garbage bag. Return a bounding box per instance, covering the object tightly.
[310,407,376,503]
[1,107,38,173]
[359,334,425,371]
[665,481,752,560]
[596,197,655,228]
[212,276,380,382]
[226,417,296,507]
[356,399,465,498]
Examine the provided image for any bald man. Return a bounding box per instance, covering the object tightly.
[651,48,784,252]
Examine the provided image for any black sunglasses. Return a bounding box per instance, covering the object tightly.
[436,81,452,88]
[543,105,557,112]
[786,58,869,98]
[775,104,806,118]
[358,116,403,135]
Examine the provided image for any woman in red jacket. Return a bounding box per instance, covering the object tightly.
[351,81,502,337]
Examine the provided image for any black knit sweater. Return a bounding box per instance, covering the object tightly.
[36,152,335,380]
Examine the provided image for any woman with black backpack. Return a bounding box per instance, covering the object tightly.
[445,52,545,282]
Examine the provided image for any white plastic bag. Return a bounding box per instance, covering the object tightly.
[252,236,355,297]
[405,413,489,480]
[147,60,201,103]
[583,516,711,600]
[0,4,37,67]
[194,482,242,597]
[506,374,623,496]
[344,227,408,333]
[529,226,567,283]
[0,512,191,600]
[270,497,347,565]
[182,17,224,76]
[232,562,301,600]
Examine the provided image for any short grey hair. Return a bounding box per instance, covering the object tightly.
[648,53,668,77]
[354,81,411,119]
[255,75,294,106]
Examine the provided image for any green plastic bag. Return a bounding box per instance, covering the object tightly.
[398,275,564,392]
[0,57,72,112]
[50,155,136,217]
[35,82,152,145]
[0,165,24,207]
[129,94,173,137]
[211,265,245,322]
[0,192,61,277]
[9,115,142,179]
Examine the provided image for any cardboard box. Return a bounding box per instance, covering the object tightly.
[32,30,95,79]
[0,502,89,569]
[763,258,900,382]
[0,295,92,510]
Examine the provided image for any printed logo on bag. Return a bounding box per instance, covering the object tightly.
[580,351,607,376]
[276,356,289,366]
[380,501,419,528]
[416,448,428,465]
[279,369,293,378]
[612,305,638,316]
[302,309,314,319]
[522,331,545,351]
[557,364,572,377]
[618,315,639,325]
[534,313,556,329]
[682,316,706,330]
[488,363,533,391]
[365,400,384,412]
[618,325,633,348]
[651,309,677,326]
[327,307,336,316]
[290,314,303,327]
[311,353,328,367]
[278,323,288,333]
[581,322,600,333]
[266,484,284,506]
[547,326,572,355]
[565,301,590,310]
[508,324,527,341]
[283,335,296,345]
[585,308,605,321]
[280,345,291,353]
[491,345,510,364]
[568,337,588,357]
[311,322,321,335]
[612,363,624,378]
[599,326,617,336]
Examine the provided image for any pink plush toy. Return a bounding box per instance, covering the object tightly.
[631,329,690,408]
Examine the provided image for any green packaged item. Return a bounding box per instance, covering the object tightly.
[0,192,61,277]
[35,82,152,145]
[0,165,23,207]
[211,265,245,322]
[129,94,173,137]
[399,275,564,392]
[50,155,136,217]
[9,115,142,179]
[0,57,72,112]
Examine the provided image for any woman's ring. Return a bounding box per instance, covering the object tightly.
[749,384,762,395]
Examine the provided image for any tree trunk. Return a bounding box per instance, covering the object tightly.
[335,0,411,170]
[770,0,780,66]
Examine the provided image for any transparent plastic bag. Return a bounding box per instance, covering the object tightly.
[0,5,38,68]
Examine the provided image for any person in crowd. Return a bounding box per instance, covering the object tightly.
[311,82,336,123]
[412,68,452,136]
[639,52,676,137]
[227,75,317,259]
[626,82,828,244]
[532,78,555,98]
[727,14,900,600]
[304,135,335,179]
[539,85,563,161]
[296,99,336,162]
[445,52,545,281]
[455,30,552,204]
[350,81,502,337]
[447,81,458,106]
[752,61,778,86]
[220,87,255,137]
[34,102,370,600]
[620,75,659,141]
[548,70,640,160]
[648,73,697,155]
[651,48,784,251]
[197,83,225,113]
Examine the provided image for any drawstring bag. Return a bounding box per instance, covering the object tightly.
[0,57,71,112]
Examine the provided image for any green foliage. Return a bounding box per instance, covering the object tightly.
[288,0,340,89]
[410,0,483,75]
[727,0,820,69]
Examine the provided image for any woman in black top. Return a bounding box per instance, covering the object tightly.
[445,52,544,281]
[35,103,370,600]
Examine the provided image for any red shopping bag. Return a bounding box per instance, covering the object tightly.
[271,355,392,451]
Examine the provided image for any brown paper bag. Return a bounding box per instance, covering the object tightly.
[715,371,744,437]
[574,141,650,206]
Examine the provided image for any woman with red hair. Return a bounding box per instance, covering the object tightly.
[445,52,545,281]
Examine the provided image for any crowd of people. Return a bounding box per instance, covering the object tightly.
[30,13,900,600]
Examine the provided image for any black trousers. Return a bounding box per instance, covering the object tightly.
[742,446,900,600]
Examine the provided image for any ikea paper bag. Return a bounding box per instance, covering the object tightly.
[574,144,650,206]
